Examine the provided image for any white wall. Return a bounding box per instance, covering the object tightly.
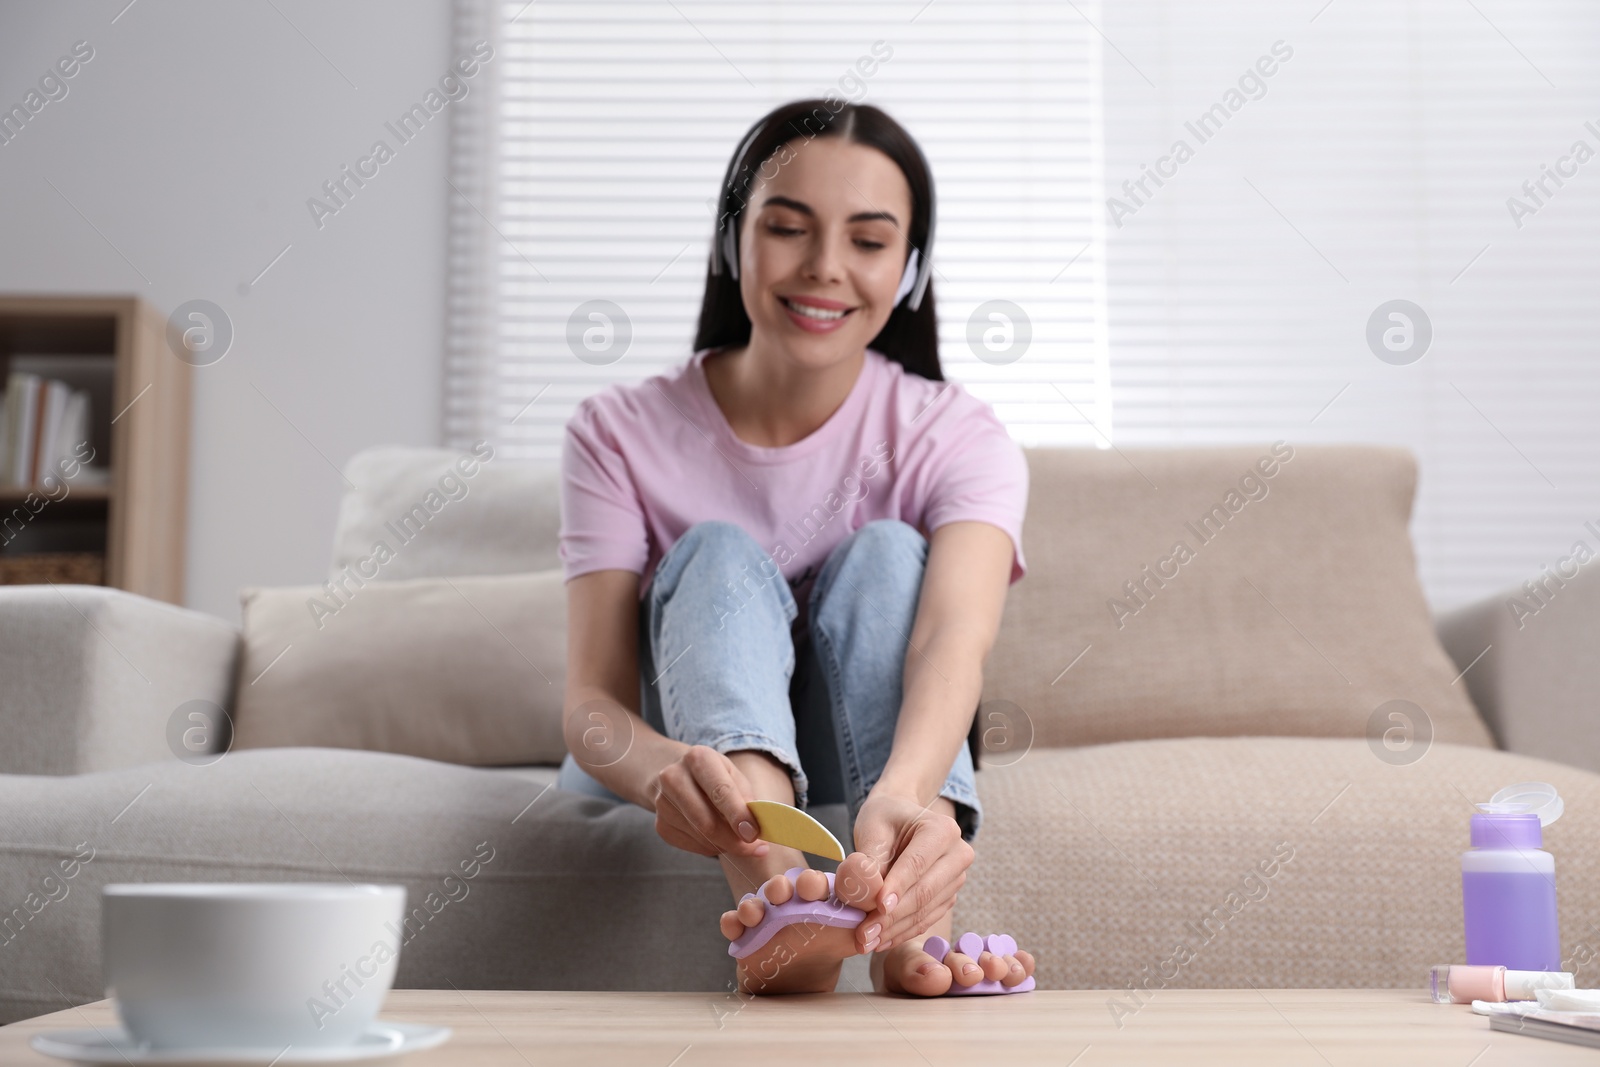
[0,0,452,622]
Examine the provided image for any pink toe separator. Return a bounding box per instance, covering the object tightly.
[922,932,1036,995]
[728,867,866,959]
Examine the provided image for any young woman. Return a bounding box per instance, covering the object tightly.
[557,99,1035,997]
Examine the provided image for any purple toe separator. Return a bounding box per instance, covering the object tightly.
[921,932,1035,995]
[728,869,866,959]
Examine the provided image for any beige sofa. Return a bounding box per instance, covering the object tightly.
[1,442,1596,1026]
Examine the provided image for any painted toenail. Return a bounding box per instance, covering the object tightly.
[917,962,937,976]
[962,963,979,976]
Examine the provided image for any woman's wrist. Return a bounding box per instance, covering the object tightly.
[595,731,688,811]
[872,712,973,809]
[870,763,941,807]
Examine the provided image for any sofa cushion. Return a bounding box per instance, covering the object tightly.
[232,572,567,765]
[321,442,1491,755]
[959,736,1600,992]
[2,738,1595,1024]
[0,585,239,776]
[981,444,1495,751]
[0,749,739,1024]
[329,445,561,581]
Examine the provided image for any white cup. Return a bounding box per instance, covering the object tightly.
[102,883,407,1050]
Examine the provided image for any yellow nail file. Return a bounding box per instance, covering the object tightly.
[746,799,846,861]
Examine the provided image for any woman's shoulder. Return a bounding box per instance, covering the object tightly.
[871,357,1026,499]
[870,348,999,433]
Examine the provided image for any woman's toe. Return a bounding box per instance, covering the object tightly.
[1000,954,1028,986]
[945,951,983,987]
[794,868,829,901]
[1015,948,1036,977]
[719,910,745,941]
[736,894,766,927]
[890,943,953,996]
[835,852,883,909]
[977,950,1009,981]
[761,873,794,906]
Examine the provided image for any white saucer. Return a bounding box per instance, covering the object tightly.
[30,1021,451,1066]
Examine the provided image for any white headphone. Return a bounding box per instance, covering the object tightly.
[711,119,935,312]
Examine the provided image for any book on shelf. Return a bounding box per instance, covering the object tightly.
[0,368,99,489]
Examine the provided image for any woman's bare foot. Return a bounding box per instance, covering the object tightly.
[719,868,865,994]
[876,933,1036,996]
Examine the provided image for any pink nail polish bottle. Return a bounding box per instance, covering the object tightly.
[1430,964,1574,1003]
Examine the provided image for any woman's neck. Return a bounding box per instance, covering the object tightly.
[704,340,866,449]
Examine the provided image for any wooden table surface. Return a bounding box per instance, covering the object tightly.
[2,988,1591,1066]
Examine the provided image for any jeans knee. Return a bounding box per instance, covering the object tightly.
[827,519,926,581]
[811,519,926,624]
[853,518,926,555]
[681,519,760,552]
[658,520,795,622]
[668,521,776,577]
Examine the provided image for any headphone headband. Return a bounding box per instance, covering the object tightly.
[710,117,772,279]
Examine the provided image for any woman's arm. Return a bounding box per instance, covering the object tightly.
[851,519,1015,945]
[878,519,1012,801]
[563,569,681,809]
[564,569,768,859]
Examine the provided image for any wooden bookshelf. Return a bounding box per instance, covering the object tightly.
[0,295,190,604]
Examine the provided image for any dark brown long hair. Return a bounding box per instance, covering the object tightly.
[693,99,943,382]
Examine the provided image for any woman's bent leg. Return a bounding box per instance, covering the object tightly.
[555,752,626,801]
[641,520,808,801]
[804,519,982,844]
[649,522,868,993]
[803,519,1023,995]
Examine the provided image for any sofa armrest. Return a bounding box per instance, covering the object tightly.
[1435,563,1600,774]
[0,585,240,775]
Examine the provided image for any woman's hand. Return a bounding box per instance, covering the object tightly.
[649,745,771,860]
[845,787,974,951]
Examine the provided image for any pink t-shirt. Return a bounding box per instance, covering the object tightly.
[558,346,1029,622]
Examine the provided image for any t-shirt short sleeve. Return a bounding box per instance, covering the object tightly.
[921,399,1030,585]
[558,397,650,582]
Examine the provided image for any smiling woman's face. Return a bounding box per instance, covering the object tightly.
[735,135,914,368]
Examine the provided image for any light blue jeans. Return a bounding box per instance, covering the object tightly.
[557,518,981,842]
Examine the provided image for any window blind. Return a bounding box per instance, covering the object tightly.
[1098,0,1600,609]
[444,0,1110,466]
[446,0,1599,610]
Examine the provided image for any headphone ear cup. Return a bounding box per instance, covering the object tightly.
[721,223,740,281]
[894,248,920,307]
[906,247,931,312]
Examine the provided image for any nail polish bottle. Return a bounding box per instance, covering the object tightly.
[1430,964,1574,1003]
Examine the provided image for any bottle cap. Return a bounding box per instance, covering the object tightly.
[1504,969,1575,1000]
[1479,781,1563,827]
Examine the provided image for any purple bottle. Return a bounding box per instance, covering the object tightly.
[1462,782,1562,972]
